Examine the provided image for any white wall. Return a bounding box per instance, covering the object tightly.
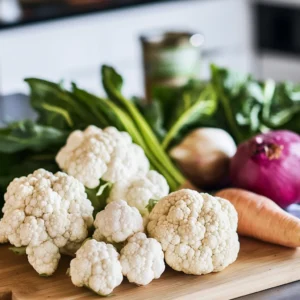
[258,53,300,81]
[0,0,253,97]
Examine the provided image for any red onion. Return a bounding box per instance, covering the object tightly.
[230,130,300,208]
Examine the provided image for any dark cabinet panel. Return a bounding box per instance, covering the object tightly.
[256,3,300,55]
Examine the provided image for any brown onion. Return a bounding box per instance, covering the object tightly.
[170,128,236,188]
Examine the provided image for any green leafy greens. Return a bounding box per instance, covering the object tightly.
[209,64,300,142]
[139,64,300,145]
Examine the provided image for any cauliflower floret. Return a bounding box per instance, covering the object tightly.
[0,169,94,275]
[0,219,8,243]
[0,209,26,246]
[19,217,48,247]
[120,232,165,285]
[108,170,169,216]
[147,189,239,275]
[93,200,143,243]
[56,126,149,189]
[70,239,123,296]
[27,240,60,276]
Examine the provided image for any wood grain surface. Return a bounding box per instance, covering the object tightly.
[1,237,300,300]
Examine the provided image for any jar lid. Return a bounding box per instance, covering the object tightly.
[140,30,205,48]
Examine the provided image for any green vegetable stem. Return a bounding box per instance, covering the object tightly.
[101,66,185,190]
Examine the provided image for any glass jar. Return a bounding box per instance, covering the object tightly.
[140,31,204,101]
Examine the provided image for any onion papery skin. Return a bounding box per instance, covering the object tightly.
[230,130,300,208]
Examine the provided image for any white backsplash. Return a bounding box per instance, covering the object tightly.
[0,0,254,98]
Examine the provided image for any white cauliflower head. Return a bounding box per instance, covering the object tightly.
[56,126,150,189]
[147,189,239,275]
[120,232,165,285]
[0,169,94,275]
[93,200,143,243]
[108,170,169,216]
[70,239,123,296]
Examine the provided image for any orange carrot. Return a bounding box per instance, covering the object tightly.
[215,188,300,248]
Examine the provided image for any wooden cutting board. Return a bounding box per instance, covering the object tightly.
[1,237,300,300]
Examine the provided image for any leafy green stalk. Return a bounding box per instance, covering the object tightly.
[133,98,166,141]
[211,65,245,143]
[162,85,217,149]
[101,65,185,190]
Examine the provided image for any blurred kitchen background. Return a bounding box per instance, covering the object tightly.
[0,0,299,124]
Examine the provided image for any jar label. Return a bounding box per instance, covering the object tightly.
[145,46,200,79]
